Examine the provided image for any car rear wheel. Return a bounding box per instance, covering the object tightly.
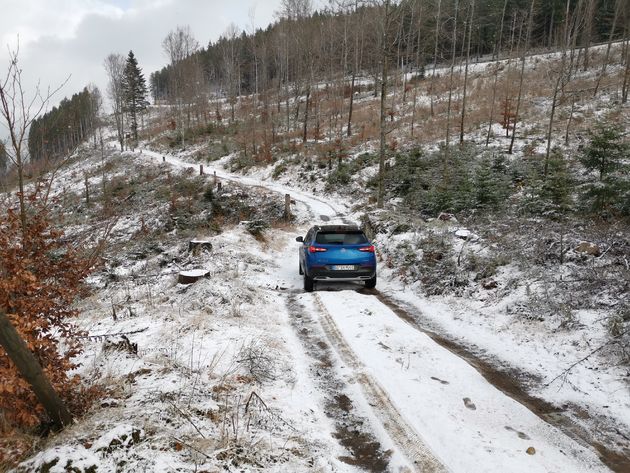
[304,274,314,292]
[365,275,376,289]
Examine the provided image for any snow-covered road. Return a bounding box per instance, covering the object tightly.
[135,147,611,472]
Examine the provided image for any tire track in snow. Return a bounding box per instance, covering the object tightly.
[285,294,393,472]
[313,293,449,473]
[366,288,630,473]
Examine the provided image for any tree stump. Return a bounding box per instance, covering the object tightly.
[178,269,210,284]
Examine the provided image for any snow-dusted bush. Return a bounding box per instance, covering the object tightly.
[578,122,630,217]
[377,145,512,217]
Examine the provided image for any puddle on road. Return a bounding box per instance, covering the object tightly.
[359,288,630,473]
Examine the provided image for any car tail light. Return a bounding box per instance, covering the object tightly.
[309,246,327,253]
[359,245,375,252]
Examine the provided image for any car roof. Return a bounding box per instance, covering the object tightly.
[313,224,362,232]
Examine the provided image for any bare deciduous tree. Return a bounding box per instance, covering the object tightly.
[104,53,126,151]
[544,0,582,176]
[485,0,508,147]
[1,43,67,236]
[508,0,535,155]
[444,0,461,159]
[429,0,442,118]
[376,0,398,209]
[459,0,475,145]
[593,0,622,96]
[162,25,200,146]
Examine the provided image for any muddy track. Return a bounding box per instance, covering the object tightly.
[312,293,448,473]
[362,288,630,473]
[285,294,392,472]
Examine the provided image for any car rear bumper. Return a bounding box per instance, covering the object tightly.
[309,268,375,281]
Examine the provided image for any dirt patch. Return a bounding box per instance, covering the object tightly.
[335,426,391,472]
[335,394,353,413]
[286,295,391,472]
[364,288,630,473]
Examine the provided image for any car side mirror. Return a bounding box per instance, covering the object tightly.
[296,236,304,243]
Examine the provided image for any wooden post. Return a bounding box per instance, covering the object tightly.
[200,164,204,175]
[0,311,73,428]
[213,171,217,185]
[162,156,166,162]
[284,193,291,222]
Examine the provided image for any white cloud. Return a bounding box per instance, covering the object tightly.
[0,0,282,117]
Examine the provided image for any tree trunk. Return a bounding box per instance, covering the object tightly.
[486,0,508,147]
[0,311,73,429]
[347,73,355,136]
[582,0,596,70]
[377,0,391,209]
[509,0,535,154]
[593,0,622,96]
[445,0,460,157]
[623,38,630,103]
[565,93,577,145]
[460,0,475,145]
[545,75,562,177]
[429,0,442,117]
[411,83,418,137]
[303,87,310,144]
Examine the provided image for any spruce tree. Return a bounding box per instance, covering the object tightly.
[474,153,509,210]
[579,123,629,215]
[540,148,572,217]
[122,51,149,145]
[579,123,627,181]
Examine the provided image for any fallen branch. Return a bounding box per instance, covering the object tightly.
[544,328,629,388]
[79,326,148,341]
[167,400,206,439]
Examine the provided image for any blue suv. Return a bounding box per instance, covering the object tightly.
[296,225,377,292]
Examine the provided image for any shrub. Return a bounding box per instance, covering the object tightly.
[417,232,459,295]
[272,161,288,179]
[203,185,214,202]
[0,193,95,462]
[229,152,256,172]
[245,219,268,239]
[325,163,352,190]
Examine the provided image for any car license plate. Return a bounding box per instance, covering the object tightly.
[332,265,355,271]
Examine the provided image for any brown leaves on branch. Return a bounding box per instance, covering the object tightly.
[0,191,96,460]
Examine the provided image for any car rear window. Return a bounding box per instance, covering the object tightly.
[315,231,368,245]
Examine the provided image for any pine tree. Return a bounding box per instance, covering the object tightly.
[122,51,149,145]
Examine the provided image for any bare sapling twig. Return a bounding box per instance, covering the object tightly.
[166,398,206,439]
[544,328,629,388]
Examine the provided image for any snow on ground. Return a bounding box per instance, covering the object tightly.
[316,290,606,473]
[12,36,630,469]
[117,145,620,471]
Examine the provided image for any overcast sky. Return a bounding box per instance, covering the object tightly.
[0,0,285,113]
